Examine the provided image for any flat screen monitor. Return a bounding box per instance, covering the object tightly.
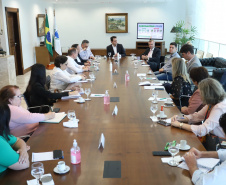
[137,23,164,40]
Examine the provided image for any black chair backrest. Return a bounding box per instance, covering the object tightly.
[46,75,51,90]
[220,71,226,91]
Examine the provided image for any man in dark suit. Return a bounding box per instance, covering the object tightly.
[106,36,126,57]
[141,40,161,72]
[71,44,91,66]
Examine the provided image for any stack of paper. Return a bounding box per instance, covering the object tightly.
[139,81,151,86]
[61,94,81,100]
[137,73,146,77]
[32,152,54,162]
[144,86,165,90]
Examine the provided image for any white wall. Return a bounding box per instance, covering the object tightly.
[1,0,53,69]
[54,0,186,51]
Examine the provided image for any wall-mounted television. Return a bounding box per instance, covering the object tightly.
[137,23,164,40]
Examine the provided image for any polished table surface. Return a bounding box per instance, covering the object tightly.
[0,57,205,185]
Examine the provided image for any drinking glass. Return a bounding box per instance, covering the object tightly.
[134,61,138,69]
[139,76,144,82]
[89,72,95,81]
[168,142,180,166]
[152,90,158,104]
[67,110,76,122]
[31,162,44,185]
[108,52,111,58]
[150,103,158,119]
[85,88,91,101]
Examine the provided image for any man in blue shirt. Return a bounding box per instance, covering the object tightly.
[79,40,95,60]
[154,42,180,81]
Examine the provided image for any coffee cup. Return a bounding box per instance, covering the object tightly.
[79,97,84,103]
[159,111,165,118]
[166,98,172,103]
[180,140,187,149]
[57,161,66,172]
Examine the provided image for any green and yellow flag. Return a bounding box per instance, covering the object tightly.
[45,13,53,56]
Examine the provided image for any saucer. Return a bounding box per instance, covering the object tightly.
[74,100,85,103]
[168,160,179,167]
[179,144,191,151]
[157,114,167,119]
[53,165,70,174]
[165,101,174,105]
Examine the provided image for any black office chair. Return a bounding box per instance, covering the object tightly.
[23,91,50,113]
[46,75,51,90]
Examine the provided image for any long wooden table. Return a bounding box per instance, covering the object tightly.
[0,57,205,185]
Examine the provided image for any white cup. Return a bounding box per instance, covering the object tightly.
[166,98,172,103]
[79,97,84,103]
[57,161,66,172]
[180,140,187,149]
[159,111,165,118]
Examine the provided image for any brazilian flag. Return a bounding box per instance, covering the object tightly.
[45,14,53,56]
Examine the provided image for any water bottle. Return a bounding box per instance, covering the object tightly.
[125,70,130,82]
[71,139,81,164]
[110,62,112,71]
[104,90,110,105]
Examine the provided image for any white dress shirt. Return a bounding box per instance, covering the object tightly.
[148,48,154,58]
[50,67,82,90]
[185,99,226,138]
[79,45,94,60]
[112,44,117,55]
[66,56,84,74]
[192,149,226,185]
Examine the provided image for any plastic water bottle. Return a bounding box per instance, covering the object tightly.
[104,90,110,105]
[110,62,112,71]
[125,70,130,82]
[71,139,81,164]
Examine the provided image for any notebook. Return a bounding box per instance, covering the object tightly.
[40,112,67,123]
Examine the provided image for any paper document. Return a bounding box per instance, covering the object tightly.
[90,94,105,97]
[137,73,146,77]
[161,156,182,163]
[144,86,165,90]
[40,112,66,123]
[61,93,81,100]
[141,65,150,67]
[32,151,54,162]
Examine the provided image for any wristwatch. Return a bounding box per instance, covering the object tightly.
[179,123,184,129]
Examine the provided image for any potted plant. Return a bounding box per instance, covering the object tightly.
[171,20,197,46]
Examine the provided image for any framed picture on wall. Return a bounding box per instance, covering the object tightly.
[105,13,128,33]
[36,14,45,37]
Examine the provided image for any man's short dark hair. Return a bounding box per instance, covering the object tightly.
[110,36,117,42]
[170,42,177,48]
[82,40,89,44]
[54,55,67,68]
[180,44,194,54]
[71,44,79,48]
[189,67,209,84]
[68,48,76,56]
[219,113,226,134]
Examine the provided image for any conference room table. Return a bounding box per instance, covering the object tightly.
[0,57,205,185]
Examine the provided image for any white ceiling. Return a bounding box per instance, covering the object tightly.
[45,0,170,4]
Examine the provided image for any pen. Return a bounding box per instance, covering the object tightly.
[94,95,102,97]
[159,98,166,100]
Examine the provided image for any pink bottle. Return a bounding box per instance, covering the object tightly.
[71,139,81,164]
[104,90,110,105]
[125,70,130,82]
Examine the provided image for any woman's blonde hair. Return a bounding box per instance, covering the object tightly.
[199,78,226,105]
[172,58,191,83]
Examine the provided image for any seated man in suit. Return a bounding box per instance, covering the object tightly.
[79,40,95,60]
[141,40,161,72]
[154,42,180,81]
[71,44,91,66]
[106,36,126,57]
[180,44,202,73]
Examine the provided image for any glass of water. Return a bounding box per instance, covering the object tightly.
[108,52,111,58]
[31,162,44,185]
[139,76,144,82]
[85,88,91,101]
[150,103,158,119]
[152,90,158,104]
[134,61,138,69]
[67,110,76,122]
[168,142,180,166]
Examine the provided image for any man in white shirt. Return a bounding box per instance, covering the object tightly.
[71,44,91,66]
[79,40,95,60]
[184,112,226,185]
[66,48,89,75]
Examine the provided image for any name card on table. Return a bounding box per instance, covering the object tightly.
[112,105,118,115]
[98,133,105,149]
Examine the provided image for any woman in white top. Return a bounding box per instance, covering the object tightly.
[171,78,226,138]
[50,56,85,90]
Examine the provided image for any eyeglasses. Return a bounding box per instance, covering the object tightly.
[65,63,68,66]
[14,94,24,98]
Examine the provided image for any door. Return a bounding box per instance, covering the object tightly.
[5,7,24,75]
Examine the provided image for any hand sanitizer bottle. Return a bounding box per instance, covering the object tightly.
[125,70,130,82]
[104,90,110,105]
[109,62,112,71]
[71,139,81,164]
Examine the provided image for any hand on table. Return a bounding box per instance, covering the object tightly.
[17,148,29,164]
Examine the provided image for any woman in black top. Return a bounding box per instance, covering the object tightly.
[25,64,69,107]
[169,58,192,107]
